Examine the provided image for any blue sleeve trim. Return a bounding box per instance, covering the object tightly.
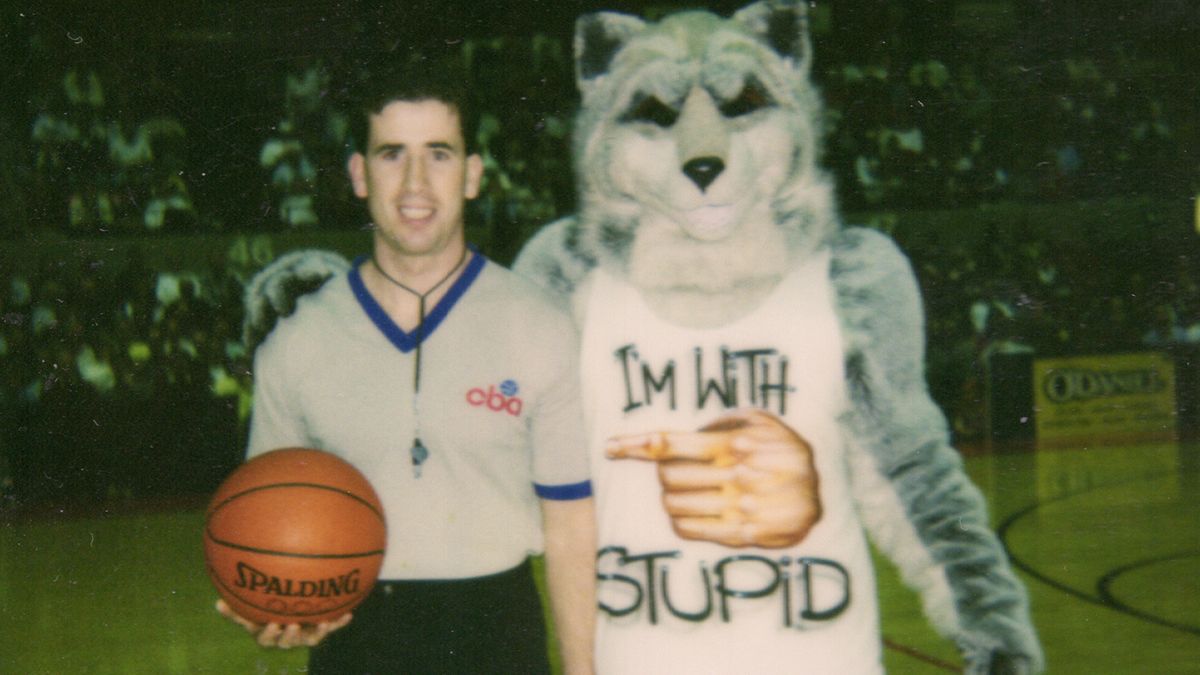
[534,480,593,500]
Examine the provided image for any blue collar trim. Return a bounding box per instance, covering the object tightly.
[348,246,486,353]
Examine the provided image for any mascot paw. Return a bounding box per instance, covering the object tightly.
[242,249,351,352]
[606,409,821,548]
[961,646,1039,675]
[984,652,1035,675]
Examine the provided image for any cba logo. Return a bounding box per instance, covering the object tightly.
[466,379,523,417]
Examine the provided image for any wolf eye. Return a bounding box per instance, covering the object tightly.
[620,95,679,128]
[719,81,773,118]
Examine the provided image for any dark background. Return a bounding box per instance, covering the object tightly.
[2,1,1198,509]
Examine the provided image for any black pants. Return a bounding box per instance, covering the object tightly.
[308,559,552,675]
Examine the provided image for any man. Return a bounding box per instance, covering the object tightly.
[219,58,596,674]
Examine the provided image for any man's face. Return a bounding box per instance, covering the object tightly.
[348,99,483,260]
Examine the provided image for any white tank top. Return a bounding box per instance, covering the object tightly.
[580,250,883,674]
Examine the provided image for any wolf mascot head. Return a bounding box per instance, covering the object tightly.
[519,1,837,328]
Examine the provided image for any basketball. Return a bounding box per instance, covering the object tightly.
[204,448,387,625]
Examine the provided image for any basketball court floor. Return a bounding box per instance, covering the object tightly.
[877,440,1199,674]
[1,441,1197,673]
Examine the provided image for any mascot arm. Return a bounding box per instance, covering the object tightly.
[512,216,599,322]
[832,227,1043,674]
[242,249,351,355]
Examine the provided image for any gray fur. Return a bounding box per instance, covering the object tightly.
[514,1,1042,671]
[831,227,1042,672]
[242,249,350,354]
[732,0,812,70]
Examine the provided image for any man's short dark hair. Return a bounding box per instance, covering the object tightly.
[348,54,479,156]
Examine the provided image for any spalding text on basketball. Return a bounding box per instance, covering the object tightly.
[234,561,361,598]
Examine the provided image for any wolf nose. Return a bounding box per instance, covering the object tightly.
[682,156,725,192]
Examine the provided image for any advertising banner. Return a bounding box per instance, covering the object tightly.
[1033,352,1177,446]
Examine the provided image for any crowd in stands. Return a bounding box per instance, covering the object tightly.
[1,257,248,506]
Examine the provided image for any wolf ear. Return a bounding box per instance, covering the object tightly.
[574,11,646,92]
[733,0,812,74]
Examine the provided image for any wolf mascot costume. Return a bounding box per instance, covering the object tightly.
[512,2,1042,673]
[243,1,1040,672]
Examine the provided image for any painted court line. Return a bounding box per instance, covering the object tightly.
[997,465,1200,638]
[883,637,959,671]
[1095,550,1200,636]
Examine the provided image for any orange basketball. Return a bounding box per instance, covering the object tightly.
[204,448,386,625]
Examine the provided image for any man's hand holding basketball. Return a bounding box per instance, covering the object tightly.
[606,409,821,549]
[216,599,352,649]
